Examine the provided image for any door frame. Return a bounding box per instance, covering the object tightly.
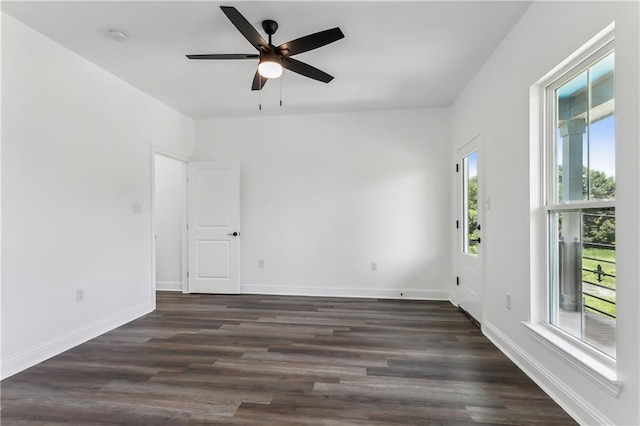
[150,145,190,307]
[455,131,486,326]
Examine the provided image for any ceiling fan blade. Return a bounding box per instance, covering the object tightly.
[251,70,268,91]
[282,57,334,83]
[220,6,268,51]
[277,28,344,57]
[186,54,259,60]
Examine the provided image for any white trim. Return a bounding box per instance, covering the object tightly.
[546,38,616,99]
[545,200,616,211]
[150,145,157,308]
[536,23,615,94]
[152,146,190,163]
[483,321,615,426]
[523,322,621,396]
[1,301,152,380]
[240,284,451,301]
[156,281,184,291]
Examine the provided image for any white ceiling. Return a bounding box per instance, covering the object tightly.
[2,1,531,119]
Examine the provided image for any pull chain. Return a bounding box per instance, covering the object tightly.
[259,74,262,111]
[279,72,283,107]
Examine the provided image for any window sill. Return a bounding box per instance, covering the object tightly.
[523,321,622,397]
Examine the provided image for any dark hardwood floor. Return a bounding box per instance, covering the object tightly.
[1,292,577,425]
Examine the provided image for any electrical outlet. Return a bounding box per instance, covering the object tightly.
[76,288,85,303]
[258,259,265,269]
[132,202,141,214]
[371,261,378,272]
[505,294,512,310]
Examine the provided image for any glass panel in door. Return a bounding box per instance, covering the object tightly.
[463,151,479,255]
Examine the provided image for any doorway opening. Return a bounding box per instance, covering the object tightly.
[152,150,188,296]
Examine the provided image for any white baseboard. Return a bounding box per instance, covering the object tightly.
[1,301,153,380]
[156,281,183,291]
[483,321,612,426]
[240,284,451,301]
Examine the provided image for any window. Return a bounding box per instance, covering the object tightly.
[545,42,616,359]
[462,151,479,255]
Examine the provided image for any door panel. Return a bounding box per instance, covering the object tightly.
[188,162,240,294]
[457,136,483,324]
[196,240,230,278]
[196,169,232,226]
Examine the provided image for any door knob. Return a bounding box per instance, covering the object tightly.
[227,231,239,237]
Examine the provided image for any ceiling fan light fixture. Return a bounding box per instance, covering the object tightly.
[258,54,283,79]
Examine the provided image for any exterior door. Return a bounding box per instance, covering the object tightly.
[187,162,240,294]
[457,136,483,324]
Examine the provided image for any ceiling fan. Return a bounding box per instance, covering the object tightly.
[186,6,345,91]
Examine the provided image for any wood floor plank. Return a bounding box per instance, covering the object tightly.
[1,293,577,425]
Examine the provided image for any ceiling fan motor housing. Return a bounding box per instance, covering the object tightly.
[262,19,278,37]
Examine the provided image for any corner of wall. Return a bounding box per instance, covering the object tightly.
[1,301,153,380]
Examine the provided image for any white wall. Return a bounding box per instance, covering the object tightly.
[154,154,187,291]
[194,108,452,299]
[1,14,194,378]
[450,2,639,425]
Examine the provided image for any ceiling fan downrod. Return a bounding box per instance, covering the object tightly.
[262,19,278,46]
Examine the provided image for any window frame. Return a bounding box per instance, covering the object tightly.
[544,40,616,360]
[544,42,616,209]
[527,23,621,396]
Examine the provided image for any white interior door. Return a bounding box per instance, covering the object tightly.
[457,136,483,324]
[188,162,240,294]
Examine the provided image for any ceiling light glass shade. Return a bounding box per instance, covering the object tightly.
[258,55,283,79]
